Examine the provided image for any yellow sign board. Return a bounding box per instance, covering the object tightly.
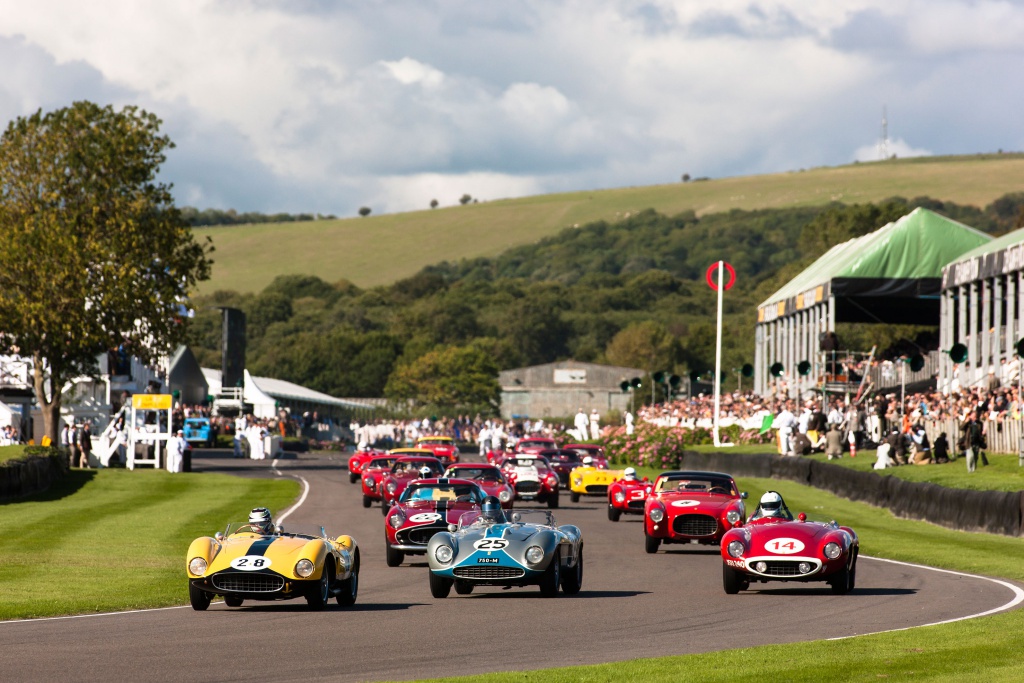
[132,394,173,410]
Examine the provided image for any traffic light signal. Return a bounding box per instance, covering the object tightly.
[770,362,784,377]
[741,364,754,378]
[630,377,642,389]
[620,380,630,393]
[652,371,665,383]
[909,354,925,372]
[797,360,811,376]
[949,343,968,364]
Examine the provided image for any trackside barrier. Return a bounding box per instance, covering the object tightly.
[0,452,68,500]
[677,450,1023,537]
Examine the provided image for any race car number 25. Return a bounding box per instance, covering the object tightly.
[764,538,805,554]
[230,555,273,571]
[473,538,509,551]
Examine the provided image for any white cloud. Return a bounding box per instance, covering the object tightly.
[853,138,933,163]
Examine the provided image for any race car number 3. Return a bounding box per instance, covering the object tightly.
[230,555,273,571]
[764,538,805,554]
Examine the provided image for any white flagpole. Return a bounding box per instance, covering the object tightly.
[714,260,734,448]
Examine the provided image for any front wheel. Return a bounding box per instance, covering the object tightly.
[337,561,359,606]
[362,495,372,509]
[385,541,405,567]
[454,580,474,595]
[561,547,583,595]
[644,533,660,554]
[608,506,621,522]
[723,565,745,594]
[831,553,857,594]
[305,567,331,610]
[547,492,559,509]
[539,550,561,598]
[349,472,359,484]
[381,501,390,516]
[570,491,580,503]
[189,583,211,611]
[430,572,453,599]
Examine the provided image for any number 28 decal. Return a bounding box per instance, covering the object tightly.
[764,538,805,554]
[408,513,441,524]
[230,555,273,571]
[473,538,509,551]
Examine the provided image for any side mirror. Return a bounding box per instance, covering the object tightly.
[276,524,285,535]
[741,491,748,499]
[511,512,522,523]
[447,524,457,533]
[798,512,807,522]
[214,532,224,541]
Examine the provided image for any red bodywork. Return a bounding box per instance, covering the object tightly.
[384,478,484,566]
[499,454,560,508]
[348,449,385,483]
[606,476,653,521]
[720,515,859,594]
[379,455,445,511]
[644,471,747,552]
[443,463,515,509]
[416,436,460,465]
[360,455,399,507]
[563,444,609,469]
[515,437,557,454]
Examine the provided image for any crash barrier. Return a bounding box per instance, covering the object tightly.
[678,450,1023,536]
[0,449,68,500]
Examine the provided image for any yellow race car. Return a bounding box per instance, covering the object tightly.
[186,514,359,611]
[569,465,625,503]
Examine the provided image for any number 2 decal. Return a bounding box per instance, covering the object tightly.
[230,555,273,571]
[764,538,804,554]
[473,538,509,551]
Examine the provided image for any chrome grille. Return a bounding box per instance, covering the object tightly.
[453,566,525,579]
[673,514,717,536]
[762,561,812,577]
[212,572,284,593]
[516,482,540,493]
[407,527,441,545]
[627,500,645,510]
[584,484,608,494]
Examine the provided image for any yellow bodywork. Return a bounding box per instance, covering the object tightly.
[569,466,625,495]
[186,531,356,583]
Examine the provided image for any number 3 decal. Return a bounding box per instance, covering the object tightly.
[230,555,273,571]
[764,538,804,554]
[473,538,509,551]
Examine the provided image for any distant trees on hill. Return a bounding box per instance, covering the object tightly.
[181,207,337,227]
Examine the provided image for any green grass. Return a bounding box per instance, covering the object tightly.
[418,474,1024,683]
[804,450,1024,493]
[0,468,297,619]
[0,444,31,464]
[195,154,1024,294]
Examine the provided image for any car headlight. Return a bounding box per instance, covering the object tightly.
[824,542,842,559]
[295,559,315,577]
[363,475,371,484]
[189,557,207,575]
[525,545,545,564]
[572,477,582,486]
[727,540,745,558]
[389,511,406,529]
[613,491,625,503]
[386,481,397,494]
[498,489,512,502]
[649,508,664,523]
[435,545,454,564]
[726,510,741,525]
[546,475,557,486]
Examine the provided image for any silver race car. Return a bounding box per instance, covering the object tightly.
[426,497,583,598]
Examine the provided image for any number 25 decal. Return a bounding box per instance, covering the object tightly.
[473,538,509,551]
[764,538,804,554]
[230,555,273,571]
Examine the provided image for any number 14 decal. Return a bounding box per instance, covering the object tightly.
[764,538,804,554]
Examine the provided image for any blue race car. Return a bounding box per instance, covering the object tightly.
[183,417,215,448]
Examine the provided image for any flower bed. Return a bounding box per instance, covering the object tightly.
[600,423,774,468]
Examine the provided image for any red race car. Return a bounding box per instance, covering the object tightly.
[538,448,585,488]
[607,468,652,521]
[348,447,385,484]
[500,454,560,508]
[563,443,609,469]
[384,478,485,566]
[721,491,859,594]
[515,437,557,454]
[443,463,515,508]
[360,455,400,508]
[416,435,460,465]
[644,471,747,553]
[379,453,445,514]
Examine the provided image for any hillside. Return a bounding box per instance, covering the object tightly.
[194,153,1024,294]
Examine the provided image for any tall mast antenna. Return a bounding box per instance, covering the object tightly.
[878,105,889,160]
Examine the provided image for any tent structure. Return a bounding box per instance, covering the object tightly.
[754,208,992,397]
[939,224,1024,393]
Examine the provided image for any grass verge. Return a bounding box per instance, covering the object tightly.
[0,444,31,464]
[0,468,297,619]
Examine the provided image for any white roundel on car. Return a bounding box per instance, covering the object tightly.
[230,555,273,571]
[671,500,700,508]
[473,538,509,550]
[763,538,805,554]
[409,512,442,524]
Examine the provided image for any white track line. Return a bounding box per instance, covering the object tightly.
[1,458,312,626]
[826,555,1024,640]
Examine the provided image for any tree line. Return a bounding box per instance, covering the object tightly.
[182,207,337,227]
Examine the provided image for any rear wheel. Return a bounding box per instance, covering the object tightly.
[336,558,359,606]
[224,596,243,607]
[362,495,372,509]
[645,534,660,554]
[189,583,211,611]
[570,491,580,503]
[454,580,474,595]
[723,565,744,594]
[608,506,621,522]
[539,550,561,597]
[306,567,331,610]
[385,541,405,567]
[430,572,453,599]
[547,492,559,509]
[561,547,583,595]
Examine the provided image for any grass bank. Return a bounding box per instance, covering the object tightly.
[0,444,31,464]
[0,468,297,619]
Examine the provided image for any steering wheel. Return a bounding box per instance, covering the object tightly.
[709,486,729,495]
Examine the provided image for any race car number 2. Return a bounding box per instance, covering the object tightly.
[764,538,805,554]
[230,555,273,571]
[473,538,509,551]
[408,513,442,524]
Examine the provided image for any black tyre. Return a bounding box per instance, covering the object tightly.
[645,534,660,554]
[306,566,331,610]
[570,491,580,503]
[430,572,453,599]
[224,596,243,607]
[831,553,857,594]
[608,506,621,522]
[381,501,390,516]
[350,472,359,484]
[539,550,561,597]
[385,541,404,567]
[337,558,359,606]
[723,564,744,594]
[362,495,372,509]
[189,583,211,611]
[561,547,583,595]
[547,492,559,509]
[454,580,474,595]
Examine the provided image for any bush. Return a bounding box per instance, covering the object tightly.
[600,423,774,468]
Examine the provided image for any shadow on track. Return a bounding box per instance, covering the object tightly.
[231,602,427,613]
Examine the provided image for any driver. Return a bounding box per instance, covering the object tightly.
[418,465,433,479]
[247,506,275,534]
[478,495,506,525]
[623,466,637,481]
[752,491,793,520]
[582,455,594,467]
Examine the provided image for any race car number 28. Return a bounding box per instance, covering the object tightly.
[764,538,805,554]
[230,555,273,571]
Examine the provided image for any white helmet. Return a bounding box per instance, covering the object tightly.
[583,456,593,466]
[623,467,637,480]
[248,507,274,534]
[758,491,784,517]
[419,465,432,478]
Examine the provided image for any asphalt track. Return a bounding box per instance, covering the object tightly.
[2,450,1021,683]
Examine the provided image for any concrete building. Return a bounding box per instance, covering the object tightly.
[499,360,646,420]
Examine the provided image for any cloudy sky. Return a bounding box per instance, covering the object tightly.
[0,1,1020,216]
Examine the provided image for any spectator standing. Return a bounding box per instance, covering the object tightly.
[167,429,186,473]
[68,423,80,469]
[78,423,92,468]
[961,412,986,473]
[825,424,843,460]
[589,409,600,441]
[573,409,590,442]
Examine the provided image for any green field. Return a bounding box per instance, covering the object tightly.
[0,468,297,619]
[195,154,1024,294]
[0,444,30,464]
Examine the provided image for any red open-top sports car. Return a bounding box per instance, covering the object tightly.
[606,472,652,521]
[416,435,460,465]
[720,492,859,594]
[563,444,608,469]
[515,437,557,454]
[360,455,399,508]
[644,471,747,553]
[384,478,484,567]
[499,454,560,508]
[349,448,386,484]
[443,463,515,508]
[379,454,445,514]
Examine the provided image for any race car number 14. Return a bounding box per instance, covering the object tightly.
[764,538,805,554]
[230,555,273,571]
